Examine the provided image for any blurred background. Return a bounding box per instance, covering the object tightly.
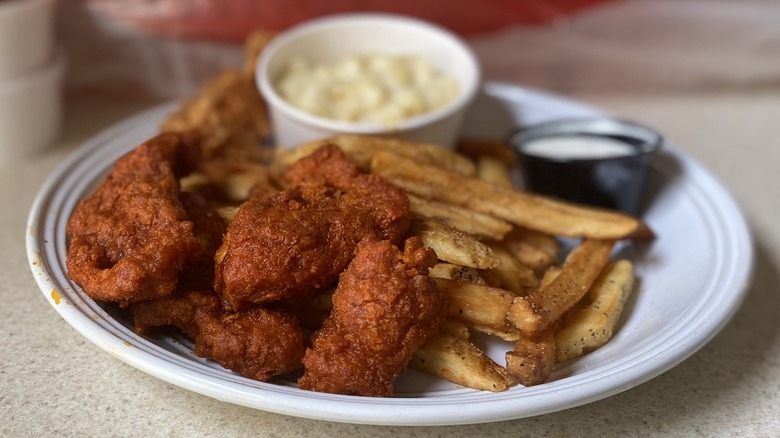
[58,0,780,101]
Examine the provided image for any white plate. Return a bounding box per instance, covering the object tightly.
[27,83,754,426]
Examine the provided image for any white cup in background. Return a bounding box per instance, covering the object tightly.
[0,48,65,163]
[0,0,56,80]
[257,13,481,148]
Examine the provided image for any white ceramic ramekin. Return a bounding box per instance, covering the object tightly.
[257,13,480,148]
[0,48,65,163]
[0,0,56,80]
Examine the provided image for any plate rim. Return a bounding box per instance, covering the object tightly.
[26,83,755,426]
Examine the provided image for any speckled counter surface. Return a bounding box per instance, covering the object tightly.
[2,90,778,437]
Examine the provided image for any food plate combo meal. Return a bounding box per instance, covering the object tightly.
[27,30,753,425]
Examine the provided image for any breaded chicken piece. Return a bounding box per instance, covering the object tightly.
[131,290,305,381]
[160,69,271,162]
[66,132,204,305]
[242,30,276,75]
[161,30,275,162]
[214,145,410,310]
[298,237,446,397]
[283,144,410,244]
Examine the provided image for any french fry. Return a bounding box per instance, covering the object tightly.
[433,278,517,335]
[504,267,558,384]
[242,30,276,75]
[439,317,471,340]
[273,134,477,178]
[479,270,503,288]
[483,266,559,343]
[408,194,512,241]
[476,155,514,188]
[486,243,540,296]
[411,218,500,269]
[215,205,239,223]
[179,172,211,193]
[540,265,562,288]
[410,333,511,392]
[505,329,556,387]
[502,227,560,275]
[371,151,653,240]
[456,139,517,169]
[468,323,521,342]
[428,262,486,284]
[506,239,616,336]
[555,260,635,362]
[428,255,527,341]
[200,159,275,203]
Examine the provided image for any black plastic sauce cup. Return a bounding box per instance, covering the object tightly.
[508,118,663,215]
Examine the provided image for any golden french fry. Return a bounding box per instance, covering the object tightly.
[242,30,276,75]
[215,205,239,223]
[411,218,500,269]
[439,317,471,340]
[479,270,503,288]
[433,278,517,335]
[505,329,556,387]
[428,262,486,284]
[555,260,635,362]
[486,243,539,296]
[408,194,512,241]
[502,227,560,274]
[273,134,477,178]
[201,160,275,203]
[179,172,211,193]
[456,139,517,169]
[161,69,271,160]
[371,151,653,240]
[539,265,562,288]
[506,239,616,336]
[468,323,521,342]
[476,155,514,188]
[410,333,511,392]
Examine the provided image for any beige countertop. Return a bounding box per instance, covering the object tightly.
[2,88,778,437]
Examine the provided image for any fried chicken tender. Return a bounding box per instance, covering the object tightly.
[242,30,276,75]
[131,290,305,381]
[298,237,446,396]
[66,132,204,305]
[161,68,271,162]
[214,145,410,310]
[161,30,275,162]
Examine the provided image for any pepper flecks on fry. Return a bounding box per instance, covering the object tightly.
[371,150,654,241]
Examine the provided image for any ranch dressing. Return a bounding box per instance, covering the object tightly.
[521,135,635,160]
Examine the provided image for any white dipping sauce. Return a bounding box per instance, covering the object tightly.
[521,135,635,160]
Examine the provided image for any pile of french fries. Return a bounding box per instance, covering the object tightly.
[190,134,649,392]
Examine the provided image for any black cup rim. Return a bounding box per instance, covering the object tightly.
[507,117,664,164]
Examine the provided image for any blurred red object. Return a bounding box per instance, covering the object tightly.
[81,0,616,42]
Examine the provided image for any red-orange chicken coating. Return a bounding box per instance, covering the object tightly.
[283,144,411,244]
[66,132,203,306]
[214,145,410,310]
[131,290,305,381]
[176,192,228,292]
[298,237,446,397]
